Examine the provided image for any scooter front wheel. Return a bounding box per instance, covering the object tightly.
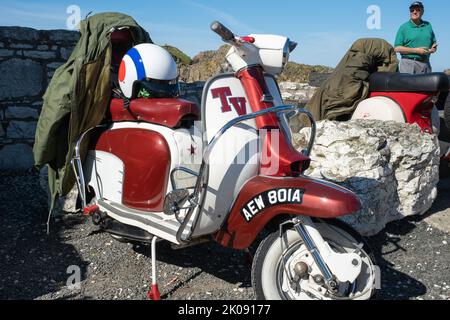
[251,219,377,300]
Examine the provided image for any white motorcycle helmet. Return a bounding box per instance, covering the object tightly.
[118,43,179,99]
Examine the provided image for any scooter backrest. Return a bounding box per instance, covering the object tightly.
[369,72,449,93]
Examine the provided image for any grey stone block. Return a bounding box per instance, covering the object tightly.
[37,45,49,50]
[0,124,4,137]
[0,49,14,57]
[0,27,39,42]
[0,42,4,48]
[22,50,57,59]
[7,121,37,139]
[10,43,34,49]
[5,107,39,119]
[47,30,80,42]
[0,143,34,169]
[60,47,73,60]
[47,62,63,69]
[0,59,43,99]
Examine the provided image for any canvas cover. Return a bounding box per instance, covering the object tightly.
[305,38,399,122]
[33,12,152,212]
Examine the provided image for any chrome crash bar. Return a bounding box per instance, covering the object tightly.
[176,105,316,243]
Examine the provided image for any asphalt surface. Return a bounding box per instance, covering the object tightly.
[0,170,449,300]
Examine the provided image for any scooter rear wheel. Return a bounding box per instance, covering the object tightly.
[251,219,377,300]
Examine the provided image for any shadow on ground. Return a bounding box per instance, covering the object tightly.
[0,171,89,299]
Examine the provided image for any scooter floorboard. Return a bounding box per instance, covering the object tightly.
[98,199,182,244]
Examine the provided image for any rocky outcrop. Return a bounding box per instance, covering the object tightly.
[170,44,332,85]
[293,120,440,235]
[177,45,232,83]
[0,27,79,170]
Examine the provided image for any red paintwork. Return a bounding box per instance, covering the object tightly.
[147,284,161,300]
[118,60,126,82]
[83,204,99,216]
[94,128,171,212]
[260,128,310,176]
[240,36,255,43]
[109,98,199,128]
[237,67,278,128]
[237,66,310,176]
[214,176,362,249]
[369,92,433,132]
[211,87,247,116]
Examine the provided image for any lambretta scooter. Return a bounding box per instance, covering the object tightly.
[351,67,450,159]
[72,21,377,300]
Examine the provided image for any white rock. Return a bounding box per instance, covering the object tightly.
[293,119,439,235]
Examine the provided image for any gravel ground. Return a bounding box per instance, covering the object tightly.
[0,170,449,300]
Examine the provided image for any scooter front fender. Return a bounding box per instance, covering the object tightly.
[213,176,361,249]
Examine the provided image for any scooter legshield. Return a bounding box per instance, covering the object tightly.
[213,176,361,249]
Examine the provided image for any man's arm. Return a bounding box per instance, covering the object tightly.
[429,29,438,53]
[394,46,429,55]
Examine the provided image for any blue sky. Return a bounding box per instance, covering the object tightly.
[0,0,448,71]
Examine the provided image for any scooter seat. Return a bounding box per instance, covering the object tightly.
[109,98,200,128]
[369,72,449,93]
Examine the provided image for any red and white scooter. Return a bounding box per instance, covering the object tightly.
[72,22,377,300]
[351,70,450,159]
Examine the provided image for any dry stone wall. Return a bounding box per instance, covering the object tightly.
[0,27,79,170]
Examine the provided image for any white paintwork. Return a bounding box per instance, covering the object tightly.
[100,199,180,244]
[119,44,178,98]
[172,123,203,189]
[352,96,406,123]
[301,217,362,283]
[192,75,259,236]
[226,34,290,75]
[84,151,124,203]
[260,221,375,300]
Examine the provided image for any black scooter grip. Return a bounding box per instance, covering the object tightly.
[210,21,234,41]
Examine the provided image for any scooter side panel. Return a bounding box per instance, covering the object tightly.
[352,96,406,123]
[213,176,362,249]
[84,150,124,204]
[369,92,434,132]
[93,127,171,212]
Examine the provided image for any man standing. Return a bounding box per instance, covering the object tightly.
[394,1,437,74]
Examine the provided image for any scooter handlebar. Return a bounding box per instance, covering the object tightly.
[210,21,235,41]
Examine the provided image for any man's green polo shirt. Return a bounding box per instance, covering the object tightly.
[394,20,436,60]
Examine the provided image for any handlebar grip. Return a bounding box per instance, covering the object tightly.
[210,21,234,41]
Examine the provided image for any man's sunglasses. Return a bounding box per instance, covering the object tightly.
[410,7,422,12]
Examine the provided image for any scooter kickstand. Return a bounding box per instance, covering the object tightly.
[147,237,161,300]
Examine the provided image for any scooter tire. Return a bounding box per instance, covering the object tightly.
[251,219,379,300]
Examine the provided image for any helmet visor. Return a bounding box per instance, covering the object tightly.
[138,78,179,98]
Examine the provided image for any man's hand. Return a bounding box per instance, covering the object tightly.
[415,47,430,55]
[428,43,438,54]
